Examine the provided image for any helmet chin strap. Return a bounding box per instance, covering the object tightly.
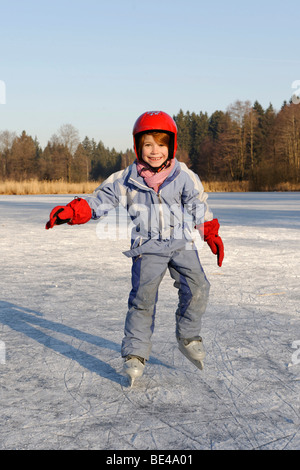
[145,158,171,173]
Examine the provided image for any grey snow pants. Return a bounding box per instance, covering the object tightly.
[121,247,210,360]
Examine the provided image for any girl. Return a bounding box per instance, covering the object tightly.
[46,111,224,386]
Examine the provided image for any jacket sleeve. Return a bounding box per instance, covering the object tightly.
[179,163,213,224]
[84,168,128,219]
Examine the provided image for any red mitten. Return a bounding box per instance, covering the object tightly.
[196,218,224,267]
[45,197,92,229]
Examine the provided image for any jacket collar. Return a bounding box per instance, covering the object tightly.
[129,159,181,191]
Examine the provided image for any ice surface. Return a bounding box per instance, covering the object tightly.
[0,192,299,450]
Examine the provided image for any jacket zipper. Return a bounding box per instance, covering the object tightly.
[129,171,182,239]
[158,191,164,239]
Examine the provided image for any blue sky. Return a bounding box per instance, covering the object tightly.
[1,0,299,151]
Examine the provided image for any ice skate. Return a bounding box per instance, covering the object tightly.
[123,355,145,387]
[177,336,205,370]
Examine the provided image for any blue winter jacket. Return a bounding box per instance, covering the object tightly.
[85,159,213,257]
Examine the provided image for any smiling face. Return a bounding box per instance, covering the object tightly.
[140,133,169,168]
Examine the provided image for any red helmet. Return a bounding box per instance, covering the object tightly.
[132,111,178,159]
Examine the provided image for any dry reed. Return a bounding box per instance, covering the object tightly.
[0,179,101,195]
[0,179,299,195]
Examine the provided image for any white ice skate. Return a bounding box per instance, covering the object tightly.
[123,355,145,387]
[177,336,205,370]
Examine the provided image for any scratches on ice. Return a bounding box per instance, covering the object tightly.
[0,193,299,450]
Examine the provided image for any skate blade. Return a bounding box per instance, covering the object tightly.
[123,368,139,388]
[184,356,204,370]
[191,358,204,370]
[178,346,204,370]
[180,352,204,370]
[123,372,137,388]
[129,376,135,388]
[123,358,145,387]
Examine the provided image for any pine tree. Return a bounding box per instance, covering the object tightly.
[8,131,38,180]
[173,110,192,154]
[208,110,226,141]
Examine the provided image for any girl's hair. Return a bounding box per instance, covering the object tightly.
[137,132,170,160]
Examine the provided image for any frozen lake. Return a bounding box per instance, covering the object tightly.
[0,192,299,450]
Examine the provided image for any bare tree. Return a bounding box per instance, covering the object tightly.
[226,100,253,179]
[49,124,80,182]
[0,130,17,179]
[273,103,300,182]
[0,130,17,152]
[244,106,259,172]
[57,124,80,156]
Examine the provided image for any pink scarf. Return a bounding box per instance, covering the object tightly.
[136,159,176,193]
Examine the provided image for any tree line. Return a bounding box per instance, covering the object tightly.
[174,100,300,189]
[1,99,300,190]
[0,124,136,184]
